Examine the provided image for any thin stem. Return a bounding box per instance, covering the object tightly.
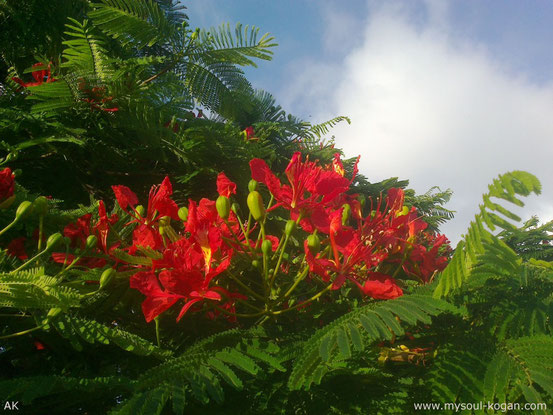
[0,217,19,238]
[269,233,290,290]
[154,316,161,347]
[10,248,51,274]
[213,304,266,318]
[281,265,310,300]
[0,324,45,340]
[37,215,44,252]
[236,298,264,312]
[271,283,333,315]
[225,270,265,301]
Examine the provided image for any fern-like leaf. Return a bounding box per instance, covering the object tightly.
[288,294,458,390]
[434,171,541,297]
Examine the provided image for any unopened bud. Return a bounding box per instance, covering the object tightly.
[307,234,321,255]
[231,203,240,214]
[99,268,115,290]
[216,195,230,220]
[248,179,258,192]
[33,196,49,216]
[45,307,62,324]
[341,204,351,225]
[285,219,296,236]
[46,233,63,250]
[15,201,32,220]
[135,205,145,217]
[86,235,98,250]
[178,207,188,221]
[159,216,171,227]
[261,239,272,255]
[247,191,265,221]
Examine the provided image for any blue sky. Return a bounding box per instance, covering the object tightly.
[186,0,553,243]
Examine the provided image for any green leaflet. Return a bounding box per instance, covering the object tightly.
[287,293,457,390]
[434,171,541,298]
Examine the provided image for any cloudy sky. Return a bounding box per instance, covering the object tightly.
[187,0,553,243]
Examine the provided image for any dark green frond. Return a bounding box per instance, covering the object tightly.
[89,0,176,47]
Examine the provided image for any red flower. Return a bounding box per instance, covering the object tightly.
[244,126,255,140]
[305,209,386,290]
[216,172,236,197]
[352,272,403,300]
[12,63,56,88]
[92,200,119,253]
[7,237,27,260]
[131,235,233,322]
[250,152,358,233]
[113,177,179,252]
[403,234,450,282]
[0,167,15,203]
[63,213,92,249]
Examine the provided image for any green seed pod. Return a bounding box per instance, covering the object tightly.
[46,233,63,250]
[247,191,265,221]
[285,219,296,236]
[342,204,351,225]
[46,307,62,320]
[216,195,230,220]
[99,268,115,290]
[358,194,366,210]
[86,235,98,250]
[261,239,272,255]
[159,216,171,227]
[15,201,32,220]
[231,202,240,214]
[248,179,258,192]
[33,196,49,216]
[307,234,321,255]
[178,207,188,221]
[135,205,145,218]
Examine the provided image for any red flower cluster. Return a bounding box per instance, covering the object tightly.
[40,153,449,323]
[112,175,244,322]
[78,80,118,112]
[0,167,15,204]
[251,152,449,299]
[12,63,56,88]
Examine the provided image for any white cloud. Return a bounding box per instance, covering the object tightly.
[283,1,553,243]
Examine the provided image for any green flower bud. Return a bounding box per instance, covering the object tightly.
[178,207,188,221]
[216,195,230,220]
[261,239,272,255]
[251,259,261,269]
[135,205,145,218]
[86,235,98,250]
[342,204,351,225]
[63,236,71,246]
[247,191,265,221]
[33,196,49,216]
[46,307,62,320]
[307,234,321,255]
[159,216,171,227]
[248,179,258,192]
[99,268,115,290]
[46,233,63,250]
[231,202,240,214]
[358,194,366,210]
[15,201,32,220]
[285,219,296,236]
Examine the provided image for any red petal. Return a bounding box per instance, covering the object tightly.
[142,296,179,323]
[216,172,237,197]
[176,298,202,321]
[112,185,138,210]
